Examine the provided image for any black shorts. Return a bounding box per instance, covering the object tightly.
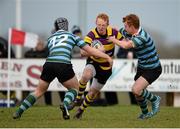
[134,65,162,84]
[86,58,112,84]
[40,62,75,83]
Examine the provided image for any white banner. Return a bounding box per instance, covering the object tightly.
[0,59,180,92]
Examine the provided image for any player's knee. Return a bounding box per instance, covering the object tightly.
[131,87,140,96]
[33,90,43,99]
[81,73,93,82]
[35,86,48,97]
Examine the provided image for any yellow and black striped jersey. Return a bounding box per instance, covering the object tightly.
[84,26,123,70]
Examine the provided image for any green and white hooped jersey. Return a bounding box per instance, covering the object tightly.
[120,27,161,69]
[46,30,87,64]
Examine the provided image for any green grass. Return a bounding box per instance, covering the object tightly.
[0,105,180,128]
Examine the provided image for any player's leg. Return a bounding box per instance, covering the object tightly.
[60,76,79,120]
[67,64,95,110]
[140,89,161,115]
[74,86,100,119]
[74,65,112,119]
[141,67,162,115]
[132,76,161,119]
[77,64,95,101]
[58,64,78,120]
[13,62,55,119]
[139,67,162,116]
[135,96,149,119]
[74,78,103,119]
[13,79,49,119]
[132,76,152,119]
[62,75,78,105]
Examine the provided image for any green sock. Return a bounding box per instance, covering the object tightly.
[136,98,148,114]
[63,89,78,107]
[140,89,157,102]
[17,93,37,115]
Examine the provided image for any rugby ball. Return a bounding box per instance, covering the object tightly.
[91,40,105,52]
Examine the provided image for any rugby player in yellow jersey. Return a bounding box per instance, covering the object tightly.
[68,13,123,119]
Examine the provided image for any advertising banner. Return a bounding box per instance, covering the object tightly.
[0,59,180,92]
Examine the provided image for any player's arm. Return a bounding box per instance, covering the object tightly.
[81,40,105,57]
[80,48,90,57]
[80,35,93,57]
[108,36,135,49]
[82,45,113,67]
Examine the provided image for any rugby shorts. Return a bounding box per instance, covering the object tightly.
[134,65,162,84]
[86,58,112,84]
[40,62,75,83]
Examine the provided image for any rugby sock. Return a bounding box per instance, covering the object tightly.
[16,93,37,115]
[136,98,148,114]
[76,81,87,100]
[63,88,78,107]
[140,89,157,102]
[80,94,94,111]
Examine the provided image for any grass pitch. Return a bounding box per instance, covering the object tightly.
[0,105,180,128]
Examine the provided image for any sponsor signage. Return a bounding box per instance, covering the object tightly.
[0,59,180,92]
